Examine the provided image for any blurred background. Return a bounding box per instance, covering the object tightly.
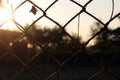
[0,0,120,80]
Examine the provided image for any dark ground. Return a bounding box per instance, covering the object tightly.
[0,64,119,80]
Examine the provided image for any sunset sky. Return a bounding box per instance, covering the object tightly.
[0,0,120,41]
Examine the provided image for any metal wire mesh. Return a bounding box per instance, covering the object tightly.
[0,0,120,80]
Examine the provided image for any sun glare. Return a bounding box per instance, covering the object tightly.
[0,0,15,31]
[0,7,13,30]
[0,0,32,31]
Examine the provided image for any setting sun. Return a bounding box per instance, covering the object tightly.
[0,3,12,30]
[0,0,33,31]
[0,0,14,30]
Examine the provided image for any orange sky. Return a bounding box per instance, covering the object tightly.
[0,0,120,42]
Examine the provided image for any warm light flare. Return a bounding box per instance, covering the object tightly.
[0,0,33,31]
[0,4,13,30]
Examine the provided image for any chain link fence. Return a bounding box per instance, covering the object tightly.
[0,0,120,80]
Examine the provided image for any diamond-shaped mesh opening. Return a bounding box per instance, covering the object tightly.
[87,0,113,22]
[14,3,43,28]
[47,0,81,25]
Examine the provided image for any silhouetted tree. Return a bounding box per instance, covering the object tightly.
[90,21,120,54]
[27,25,82,54]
